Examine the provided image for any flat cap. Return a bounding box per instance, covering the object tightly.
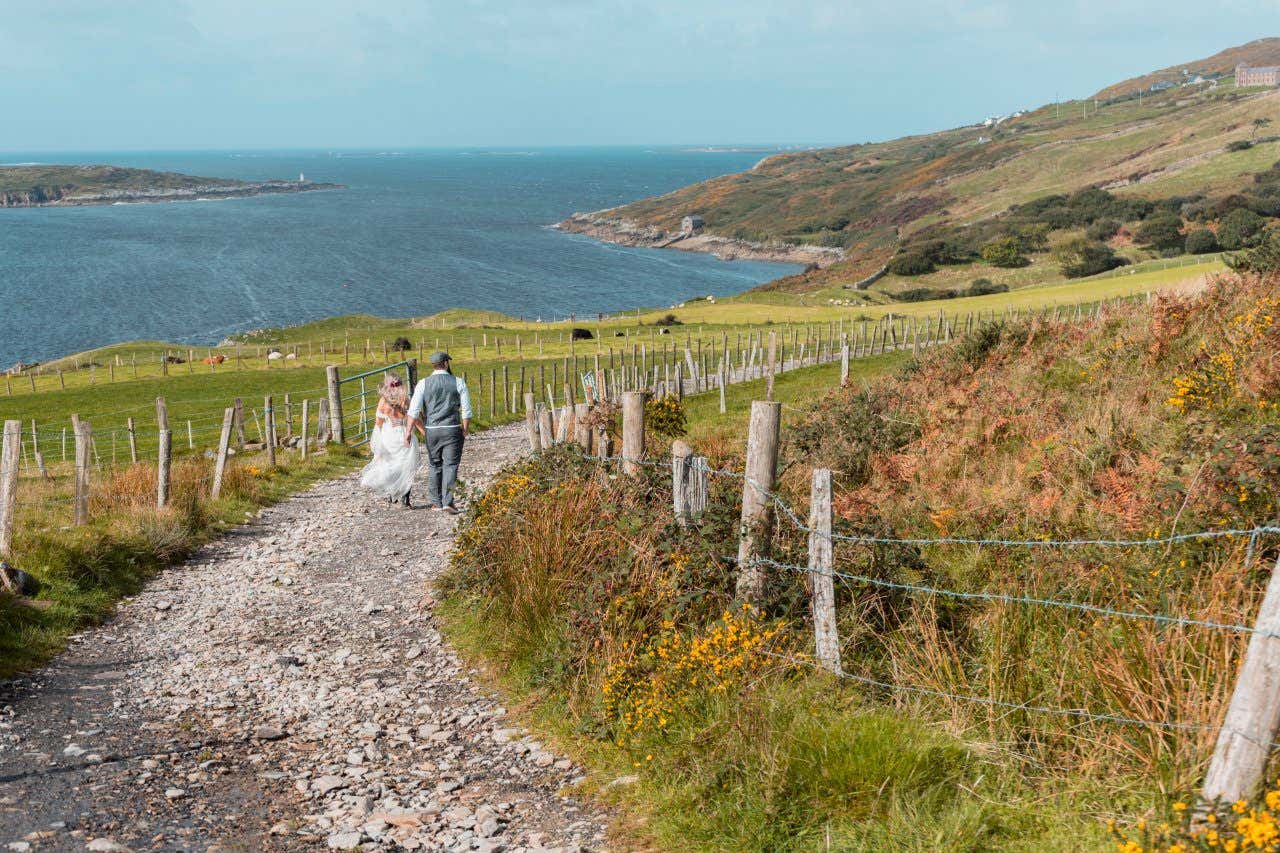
[429,351,451,366]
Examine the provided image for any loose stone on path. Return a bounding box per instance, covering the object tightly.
[0,424,610,851]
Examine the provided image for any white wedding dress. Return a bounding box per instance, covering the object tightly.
[360,416,421,499]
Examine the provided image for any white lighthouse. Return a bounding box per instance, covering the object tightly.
[299,172,305,182]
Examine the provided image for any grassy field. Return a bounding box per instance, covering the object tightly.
[3,262,1213,442]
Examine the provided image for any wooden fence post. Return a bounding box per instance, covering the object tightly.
[1200,552,1280,806]
[538,405,554,450]
[523,393,540,451]
[573,403,592,452]
[840,340,850,387]
[809,468,841,673]
[689,455,708,518]
[300,400,310,461]
[0,421,19,557]
[672,440,692,526]
[74,420,91,526]
[765,331,778,401]
[156,398,171,509]
[126,417,138,464]
[735,401,781,604]
[326,365,344,444]
[264,396,277,466]
[234,397,246,449]
[211,408,235,499]
[621,391,645,476]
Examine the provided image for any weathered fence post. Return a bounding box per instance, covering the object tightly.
[672,440,693,526]
[621,391,645,476]
[573,402,592,452]
[211,407,235,499]
[1200,552,1280,806]
[126,416,138,464]
[0,421,19,557]
[735,401,781,604]
[233,397,246,449]
[156,398,171,509]
[689,456,708,518]
[74,420,91,526]
[765,331,778,401]
[809,468,841,673]
[840,339,850,387]
[264,396,277,466]
[300,400,310,461]
[523,393,540,451]
[538,405,554,450]
[326,365,344,444]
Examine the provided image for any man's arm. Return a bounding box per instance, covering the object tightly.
[457,376,473,437]
[405,379,426,445]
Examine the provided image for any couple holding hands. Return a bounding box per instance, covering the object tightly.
[359,351,472,513]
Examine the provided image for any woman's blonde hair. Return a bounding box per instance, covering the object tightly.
[379,372,408,411]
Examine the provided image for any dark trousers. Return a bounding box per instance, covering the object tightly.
[424,428,465,508]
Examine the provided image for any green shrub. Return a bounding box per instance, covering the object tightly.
[895,287,958,302]
[1135,213,1184,250]
[1227,139,1255,152]
[887,252,936,276]
[980,236,1029,268]
[1056,238,1125,278]
[967,279,1009,296]
[1184,228,1220,255]
[1086,219,1121,241]
[1219,208,1266,250]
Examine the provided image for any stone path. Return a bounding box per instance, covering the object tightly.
[0,424,610,852]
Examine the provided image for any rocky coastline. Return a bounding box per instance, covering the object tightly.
[0,179,343,208]
[554,212,844,268]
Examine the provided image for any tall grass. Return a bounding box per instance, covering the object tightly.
[440,271,1280,848]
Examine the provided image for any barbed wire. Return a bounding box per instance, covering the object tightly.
[746,555,1278,639]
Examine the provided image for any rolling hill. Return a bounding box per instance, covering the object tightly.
[558,38,1280,295]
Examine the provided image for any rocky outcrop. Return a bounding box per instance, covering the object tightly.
[0,176,342,208]
[555,212,844,268]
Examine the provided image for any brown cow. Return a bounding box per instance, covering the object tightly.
[202,355,226,365]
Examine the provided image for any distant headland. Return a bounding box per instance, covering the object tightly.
[0,164,343,208]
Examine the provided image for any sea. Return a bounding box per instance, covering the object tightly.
[0,148,800,367]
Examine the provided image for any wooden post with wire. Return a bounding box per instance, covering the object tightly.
[156,397,171,509]
[808,468,841,673]
[621,391,645,476]
[126,417,138,464]
[211,408,235,500]
[264,396,277,467]
[735,400,781,604]
[1201,551,1280,807]
[765,331,778,401]
[326,365,344,444]
[671,439,693,526]
[300,400,310,461]
[73,420,91,526]
[0,421,19,558]
[840,339,850,387]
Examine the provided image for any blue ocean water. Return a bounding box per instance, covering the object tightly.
[0,148,798,367]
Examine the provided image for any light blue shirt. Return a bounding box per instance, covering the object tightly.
[408,369,473,427]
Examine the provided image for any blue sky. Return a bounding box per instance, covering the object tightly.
[2,1,1277,150]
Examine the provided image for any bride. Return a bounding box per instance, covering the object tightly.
[360,372,421,507]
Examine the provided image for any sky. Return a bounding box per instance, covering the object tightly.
[1,1,1277,151]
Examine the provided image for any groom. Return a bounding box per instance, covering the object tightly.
[405,351,472,513]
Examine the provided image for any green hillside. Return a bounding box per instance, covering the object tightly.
[574,39,1280,296]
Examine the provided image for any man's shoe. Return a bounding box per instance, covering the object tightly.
[442,504,460,515]
[401,493,412,508]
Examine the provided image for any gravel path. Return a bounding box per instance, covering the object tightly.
[0,424,610,852]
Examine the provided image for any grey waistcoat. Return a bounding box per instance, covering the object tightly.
[423,372,461,428]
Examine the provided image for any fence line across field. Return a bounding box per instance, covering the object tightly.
[4,290,1149,401]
